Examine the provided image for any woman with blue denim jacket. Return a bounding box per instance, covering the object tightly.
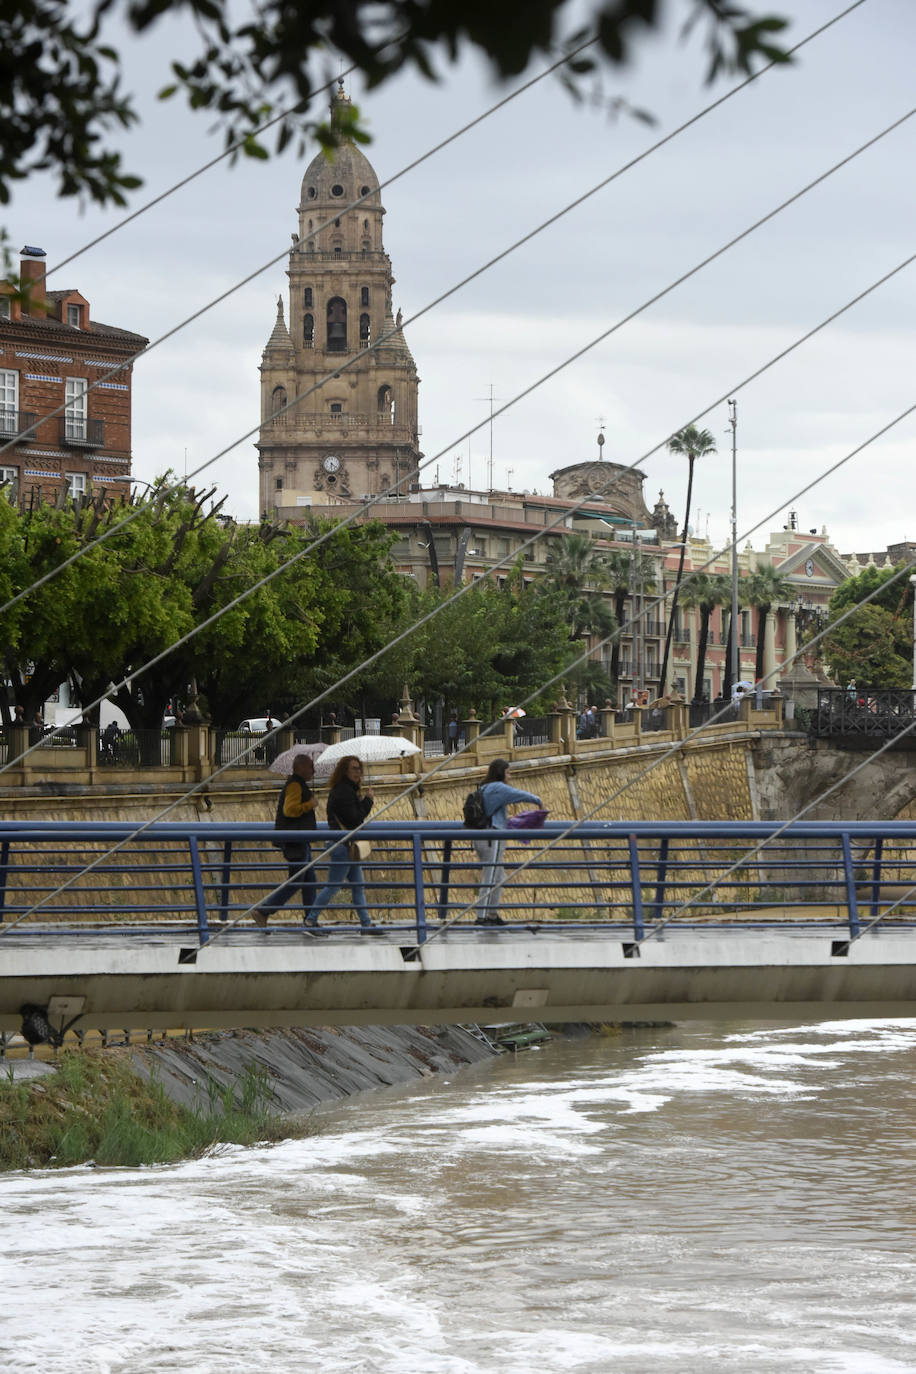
[473,758,542,925]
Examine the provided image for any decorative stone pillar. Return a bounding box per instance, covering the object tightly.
[169,726,190,768]
[187,724,211,777]
[275,727,294,755]
[462,707,481,744]
[395,683,424,752]
[552,685,576,754]
[9,725,29,772]
[599,699,616,744]
[322,712,342,745]
[76,723,97,770]
[763,608,777,685]
[784,609,797,667]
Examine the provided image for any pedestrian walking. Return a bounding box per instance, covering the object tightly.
[306,756,378,931]
[253,752,318,928]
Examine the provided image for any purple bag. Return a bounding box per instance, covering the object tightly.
[506,808,548,842]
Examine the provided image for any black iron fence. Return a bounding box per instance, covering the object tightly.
[811,688,916,744]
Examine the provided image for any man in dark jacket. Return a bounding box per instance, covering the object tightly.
[253,753,319,928]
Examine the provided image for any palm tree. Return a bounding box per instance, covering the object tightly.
[680,572,732,702]
[745,565,795,684]
[657,424,717,695]
[604,548,657,688]
[546,533,615,641]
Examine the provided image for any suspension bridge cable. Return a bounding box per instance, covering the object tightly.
[0,2,865,612]
[20,68,358,292]
[5,380,912,936]
[413,546,916,945]
[0,33,600,469]
[3,219,912,801]
[1,93,909,735]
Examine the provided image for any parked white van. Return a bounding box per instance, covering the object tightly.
[238,717,272,733]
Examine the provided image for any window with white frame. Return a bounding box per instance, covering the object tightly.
[0,465,17,486]
[66,471,87,497]
[0,296,11,320]
[64,377,88,440]
[0,369,18,435]
[67,303,81,328]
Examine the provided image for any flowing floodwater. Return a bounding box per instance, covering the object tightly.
[3,1017,916,1374]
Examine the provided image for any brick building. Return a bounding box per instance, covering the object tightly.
[0,246,147,504]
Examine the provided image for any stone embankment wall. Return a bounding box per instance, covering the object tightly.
[0,730,760,826]
[130,1023,498,1116]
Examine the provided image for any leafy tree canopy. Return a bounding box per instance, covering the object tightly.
[820,565,914,690]
[821,603,912,690]
[829,564,911,619]
[0,480,410,730]
[0,1,790,215]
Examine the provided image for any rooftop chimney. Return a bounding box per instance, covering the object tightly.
[19,245,47,315]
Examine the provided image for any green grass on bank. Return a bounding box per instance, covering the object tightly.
[0,1049,298,1171]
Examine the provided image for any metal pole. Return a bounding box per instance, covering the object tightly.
[728,400,739,688]
[909,573,916,690]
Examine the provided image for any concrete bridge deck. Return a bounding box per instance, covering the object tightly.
[4,921,916,1033]
[3,820,916,1038]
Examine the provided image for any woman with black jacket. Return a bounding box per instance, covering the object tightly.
[306,755,377,931]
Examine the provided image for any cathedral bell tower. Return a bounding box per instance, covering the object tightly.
[257,83,422,515]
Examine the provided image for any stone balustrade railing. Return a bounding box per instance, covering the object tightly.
[0,695,783,789]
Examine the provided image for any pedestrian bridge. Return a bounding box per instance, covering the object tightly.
[2,821,915,1038]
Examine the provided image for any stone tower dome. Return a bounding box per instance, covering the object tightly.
[257,83,422,515]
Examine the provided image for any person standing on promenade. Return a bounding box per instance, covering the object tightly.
[473,758,542,926]
[253,753,318,928]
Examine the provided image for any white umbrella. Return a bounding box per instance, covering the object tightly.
[269,742,328,775]
[315,735,421,774]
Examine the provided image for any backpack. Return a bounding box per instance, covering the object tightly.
[463,787,491,829]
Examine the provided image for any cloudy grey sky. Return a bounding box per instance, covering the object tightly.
[10,0,915,557]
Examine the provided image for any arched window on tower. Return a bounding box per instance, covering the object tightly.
[377,384,394,422]
[327,298,347,352]
[271,385,287,415]
[303,313,314,347]
[360,313,370,347]
[303,288,313,307]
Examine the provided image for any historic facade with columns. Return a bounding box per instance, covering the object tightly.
[256,83,422,517]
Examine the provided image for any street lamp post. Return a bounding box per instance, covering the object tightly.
[909,574,916,692]
[728,400,739,689]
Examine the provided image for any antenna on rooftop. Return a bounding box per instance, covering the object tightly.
[475,384,502,491]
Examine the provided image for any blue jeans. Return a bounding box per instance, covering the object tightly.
[261,841,315,918]
[308,840,371,926]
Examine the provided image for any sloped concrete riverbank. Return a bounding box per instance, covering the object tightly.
[128,1023,500,1117]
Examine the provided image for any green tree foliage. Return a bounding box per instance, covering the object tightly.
[744,563,793,682]
[657,423,717,693]
[406,571,577,718]
[830,564,910,618]
[820,603,911,690]
[545,533,617,642]
[0,481,409,730]
[821,566,913,688]
[680,570,731,701]
[603,547,655,686]
[0,1,790,214]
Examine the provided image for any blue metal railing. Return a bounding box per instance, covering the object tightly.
[1,821,915,947]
